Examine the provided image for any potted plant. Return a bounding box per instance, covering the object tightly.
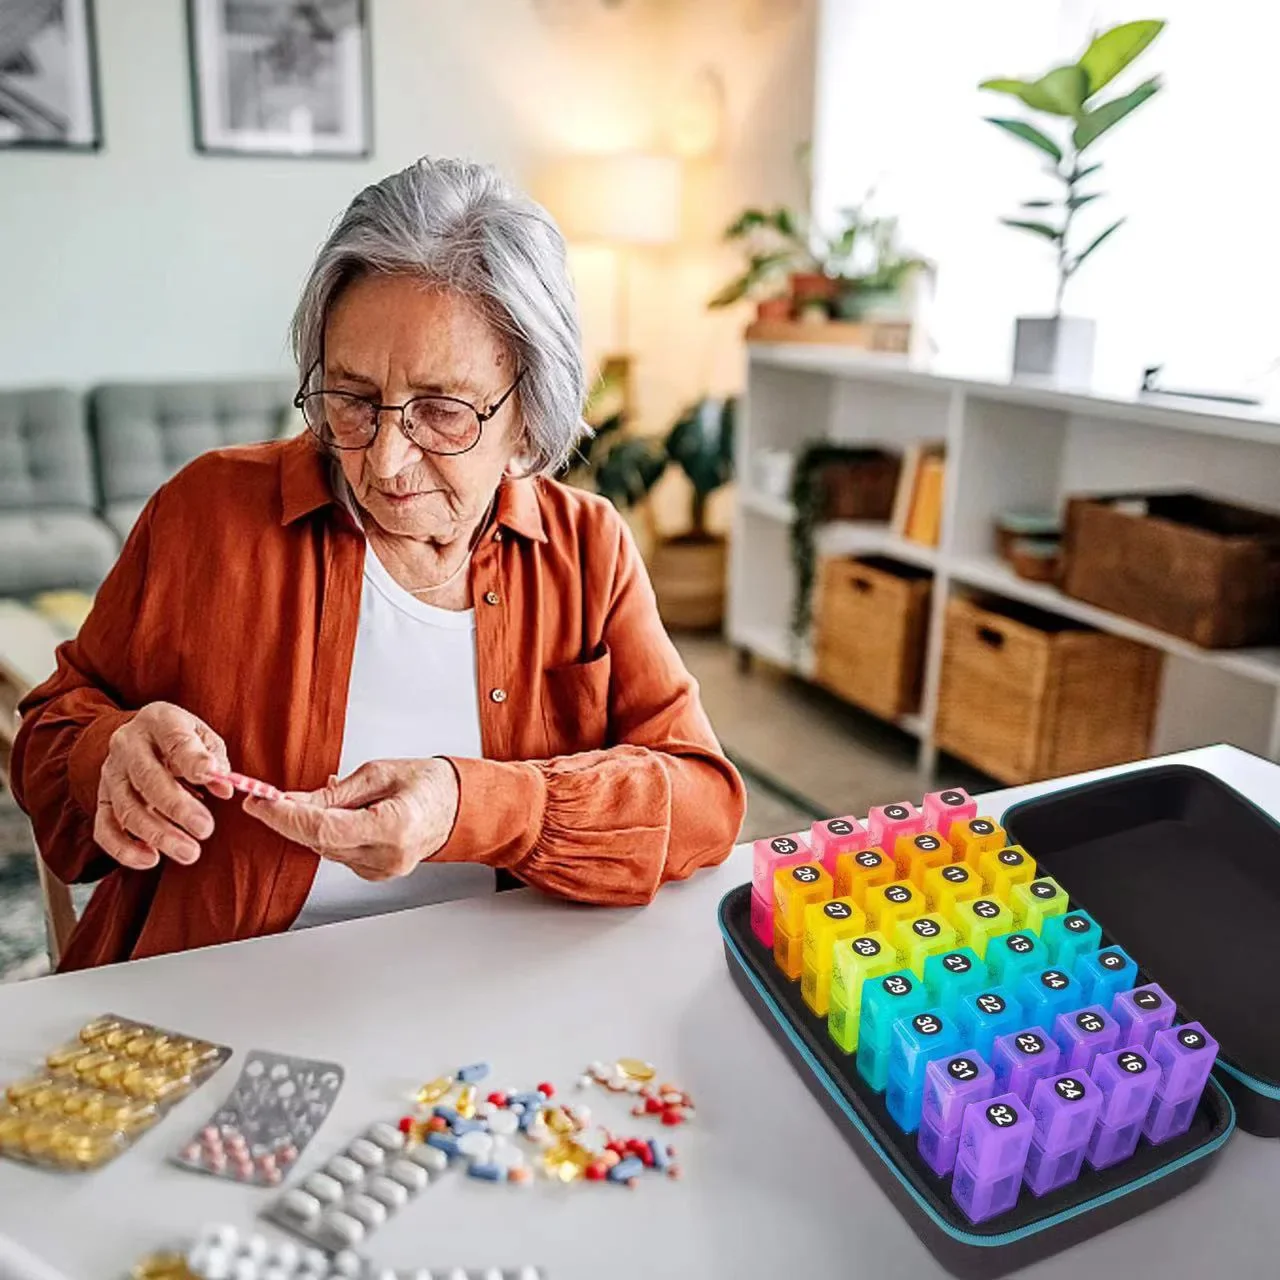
[587,398,737,630]
[980,18,1165,384]
[710,197,926,328]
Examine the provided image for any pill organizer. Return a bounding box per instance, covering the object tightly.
[721,777,1244,1278]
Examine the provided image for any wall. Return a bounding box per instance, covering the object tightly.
[811,0,1280,403]
[0,0,817,450]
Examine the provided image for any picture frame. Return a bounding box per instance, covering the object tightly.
[186,0,372,159]
[0,0,104,151]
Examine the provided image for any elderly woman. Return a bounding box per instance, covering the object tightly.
[12,158,745,971]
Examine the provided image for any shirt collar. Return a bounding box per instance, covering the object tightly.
[279,435,547,543]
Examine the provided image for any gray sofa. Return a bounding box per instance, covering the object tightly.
[0,388,118,595]
[0,379,297,597]
[91,380,296,541]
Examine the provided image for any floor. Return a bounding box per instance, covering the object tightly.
[0,635,991,982]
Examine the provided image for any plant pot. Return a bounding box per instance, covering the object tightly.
[755,296,792,323]
[832,284,897,321]
[789,271,837,305]
[649,533,727,631]
[1012,316,1096,387]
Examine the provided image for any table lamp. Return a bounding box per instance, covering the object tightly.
[538,153,683,416]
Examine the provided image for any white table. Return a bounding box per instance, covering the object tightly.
[1,745,1278,1280]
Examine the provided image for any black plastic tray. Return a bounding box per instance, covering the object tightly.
[720,884,1234,1279]
[1002,762,1280,1136]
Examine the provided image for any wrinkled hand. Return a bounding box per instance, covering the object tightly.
[242,758,460,881]
[95,702,234,870]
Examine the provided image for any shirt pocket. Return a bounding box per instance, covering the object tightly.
[541,645,612,756]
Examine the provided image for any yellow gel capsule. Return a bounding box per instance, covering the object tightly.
[71,1050,115,1079]
[179,1042,222,1071]
[617,1058,656,1081]
[102,1026,135,1050]
[151,1038,192,1065]
[20,1116,61,1159]
[47,1042,89,1070]
[142,1072,191,1105]
[6,1077,53,1106]
[0,1109,26,1147]
[78,1016,123,1044]
[95,1058,131,1089]
[544,1107,575,1136]
[122,1033,156,1060]
[416,1076,454,1105]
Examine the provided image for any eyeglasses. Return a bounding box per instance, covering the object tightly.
[294,361,524,455]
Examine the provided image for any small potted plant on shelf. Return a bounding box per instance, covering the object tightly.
[568,397,737,631]
[980,18,1165,385]
[826,203,928,322]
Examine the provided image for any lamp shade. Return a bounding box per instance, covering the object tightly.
[540,154,682,246]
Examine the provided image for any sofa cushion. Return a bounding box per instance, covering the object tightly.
[90,379,298,506]
[0,388,96,512]
[0,511,119,595]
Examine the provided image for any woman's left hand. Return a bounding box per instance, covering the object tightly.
[242,758,459,880]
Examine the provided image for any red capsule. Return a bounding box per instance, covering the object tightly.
[638,1145,656,1168]
[398,1116,415,1134]
[605,1140,627,1156]
[426,1115,449,1132]
[537,1081,555,1099]
[661,1107,686,1127]
[644,1096,664,1115]
[487,1091,508,1107]
[585,1160,608,1181]
[626,1138,649,1156]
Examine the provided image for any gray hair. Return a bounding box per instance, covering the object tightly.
[291,157,587,473]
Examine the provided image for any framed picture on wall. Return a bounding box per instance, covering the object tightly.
[187,0,372,158]
[0,0,103,150]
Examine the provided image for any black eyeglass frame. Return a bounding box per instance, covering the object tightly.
[293,360,525,455]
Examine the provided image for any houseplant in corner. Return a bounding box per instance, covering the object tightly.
[590,398,737,630]
[980,18,1165,384]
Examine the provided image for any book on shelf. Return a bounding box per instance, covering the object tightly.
[890,441,946,546]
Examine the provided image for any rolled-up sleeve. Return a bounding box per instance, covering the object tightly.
[435,515,745,904]
[10,502,160,884]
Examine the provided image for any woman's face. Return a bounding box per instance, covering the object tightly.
[323,274,522,543]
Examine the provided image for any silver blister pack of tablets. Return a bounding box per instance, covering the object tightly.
[172,1051,344,1185]
[160,1222,544,1280]
[264,1121,450,1251]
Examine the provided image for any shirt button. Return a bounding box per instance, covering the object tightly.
[490,688,508,704]
[483,590,500,606]
[493,529,504,542]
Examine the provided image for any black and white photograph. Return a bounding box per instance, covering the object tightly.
[187,0,371,158]
[0,0,102,150]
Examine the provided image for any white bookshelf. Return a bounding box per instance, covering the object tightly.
[728,345,1280,773]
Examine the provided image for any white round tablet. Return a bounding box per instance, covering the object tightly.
[456,1130,494,1160]
[487,1109,519,1137]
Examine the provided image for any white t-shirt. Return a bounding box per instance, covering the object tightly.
[289,544,495,930]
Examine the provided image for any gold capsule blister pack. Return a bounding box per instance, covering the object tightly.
[0,1013,231,1171]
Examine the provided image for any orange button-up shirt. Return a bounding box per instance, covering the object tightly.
[12,436,745,970]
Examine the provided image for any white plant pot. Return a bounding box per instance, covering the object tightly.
[1012,316,1096,387]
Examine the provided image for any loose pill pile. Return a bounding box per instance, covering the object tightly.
[173,1051,344,1185]
[132,1223,544,1280]
[266,1058,683,1250]
[752,788,1222,1223]
[0,1013,231,1171]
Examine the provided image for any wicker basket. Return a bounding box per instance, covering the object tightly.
[935,594,1162,785]
[814,555,932,720]
[1062,492,1280,648]
[818,451,902,522]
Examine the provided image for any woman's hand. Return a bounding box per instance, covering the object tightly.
[242,758,460,881]
[95,702,234,870]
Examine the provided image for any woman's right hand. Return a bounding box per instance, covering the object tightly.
[94,702,234,870]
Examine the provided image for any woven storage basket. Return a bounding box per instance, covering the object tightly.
[935,594,1162,785]
[814,555,931,719]
[1062,492,1280,648]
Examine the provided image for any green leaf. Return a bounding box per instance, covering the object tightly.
[1071,217,1126,273]
[595,438,665,509]
[1021,199,1055,209]
[1000,217,1063,242]
[985,117,1063,163]
[1079,20,1165,97]
[1021,65,1090,116]
[1073,78,1161,151]
[1067,192,1105,211]
[724,209,768,238]
[979,77,1035,97]
[1073,161,1104,182]
[774,207,798,237]
[707,275,752,308]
